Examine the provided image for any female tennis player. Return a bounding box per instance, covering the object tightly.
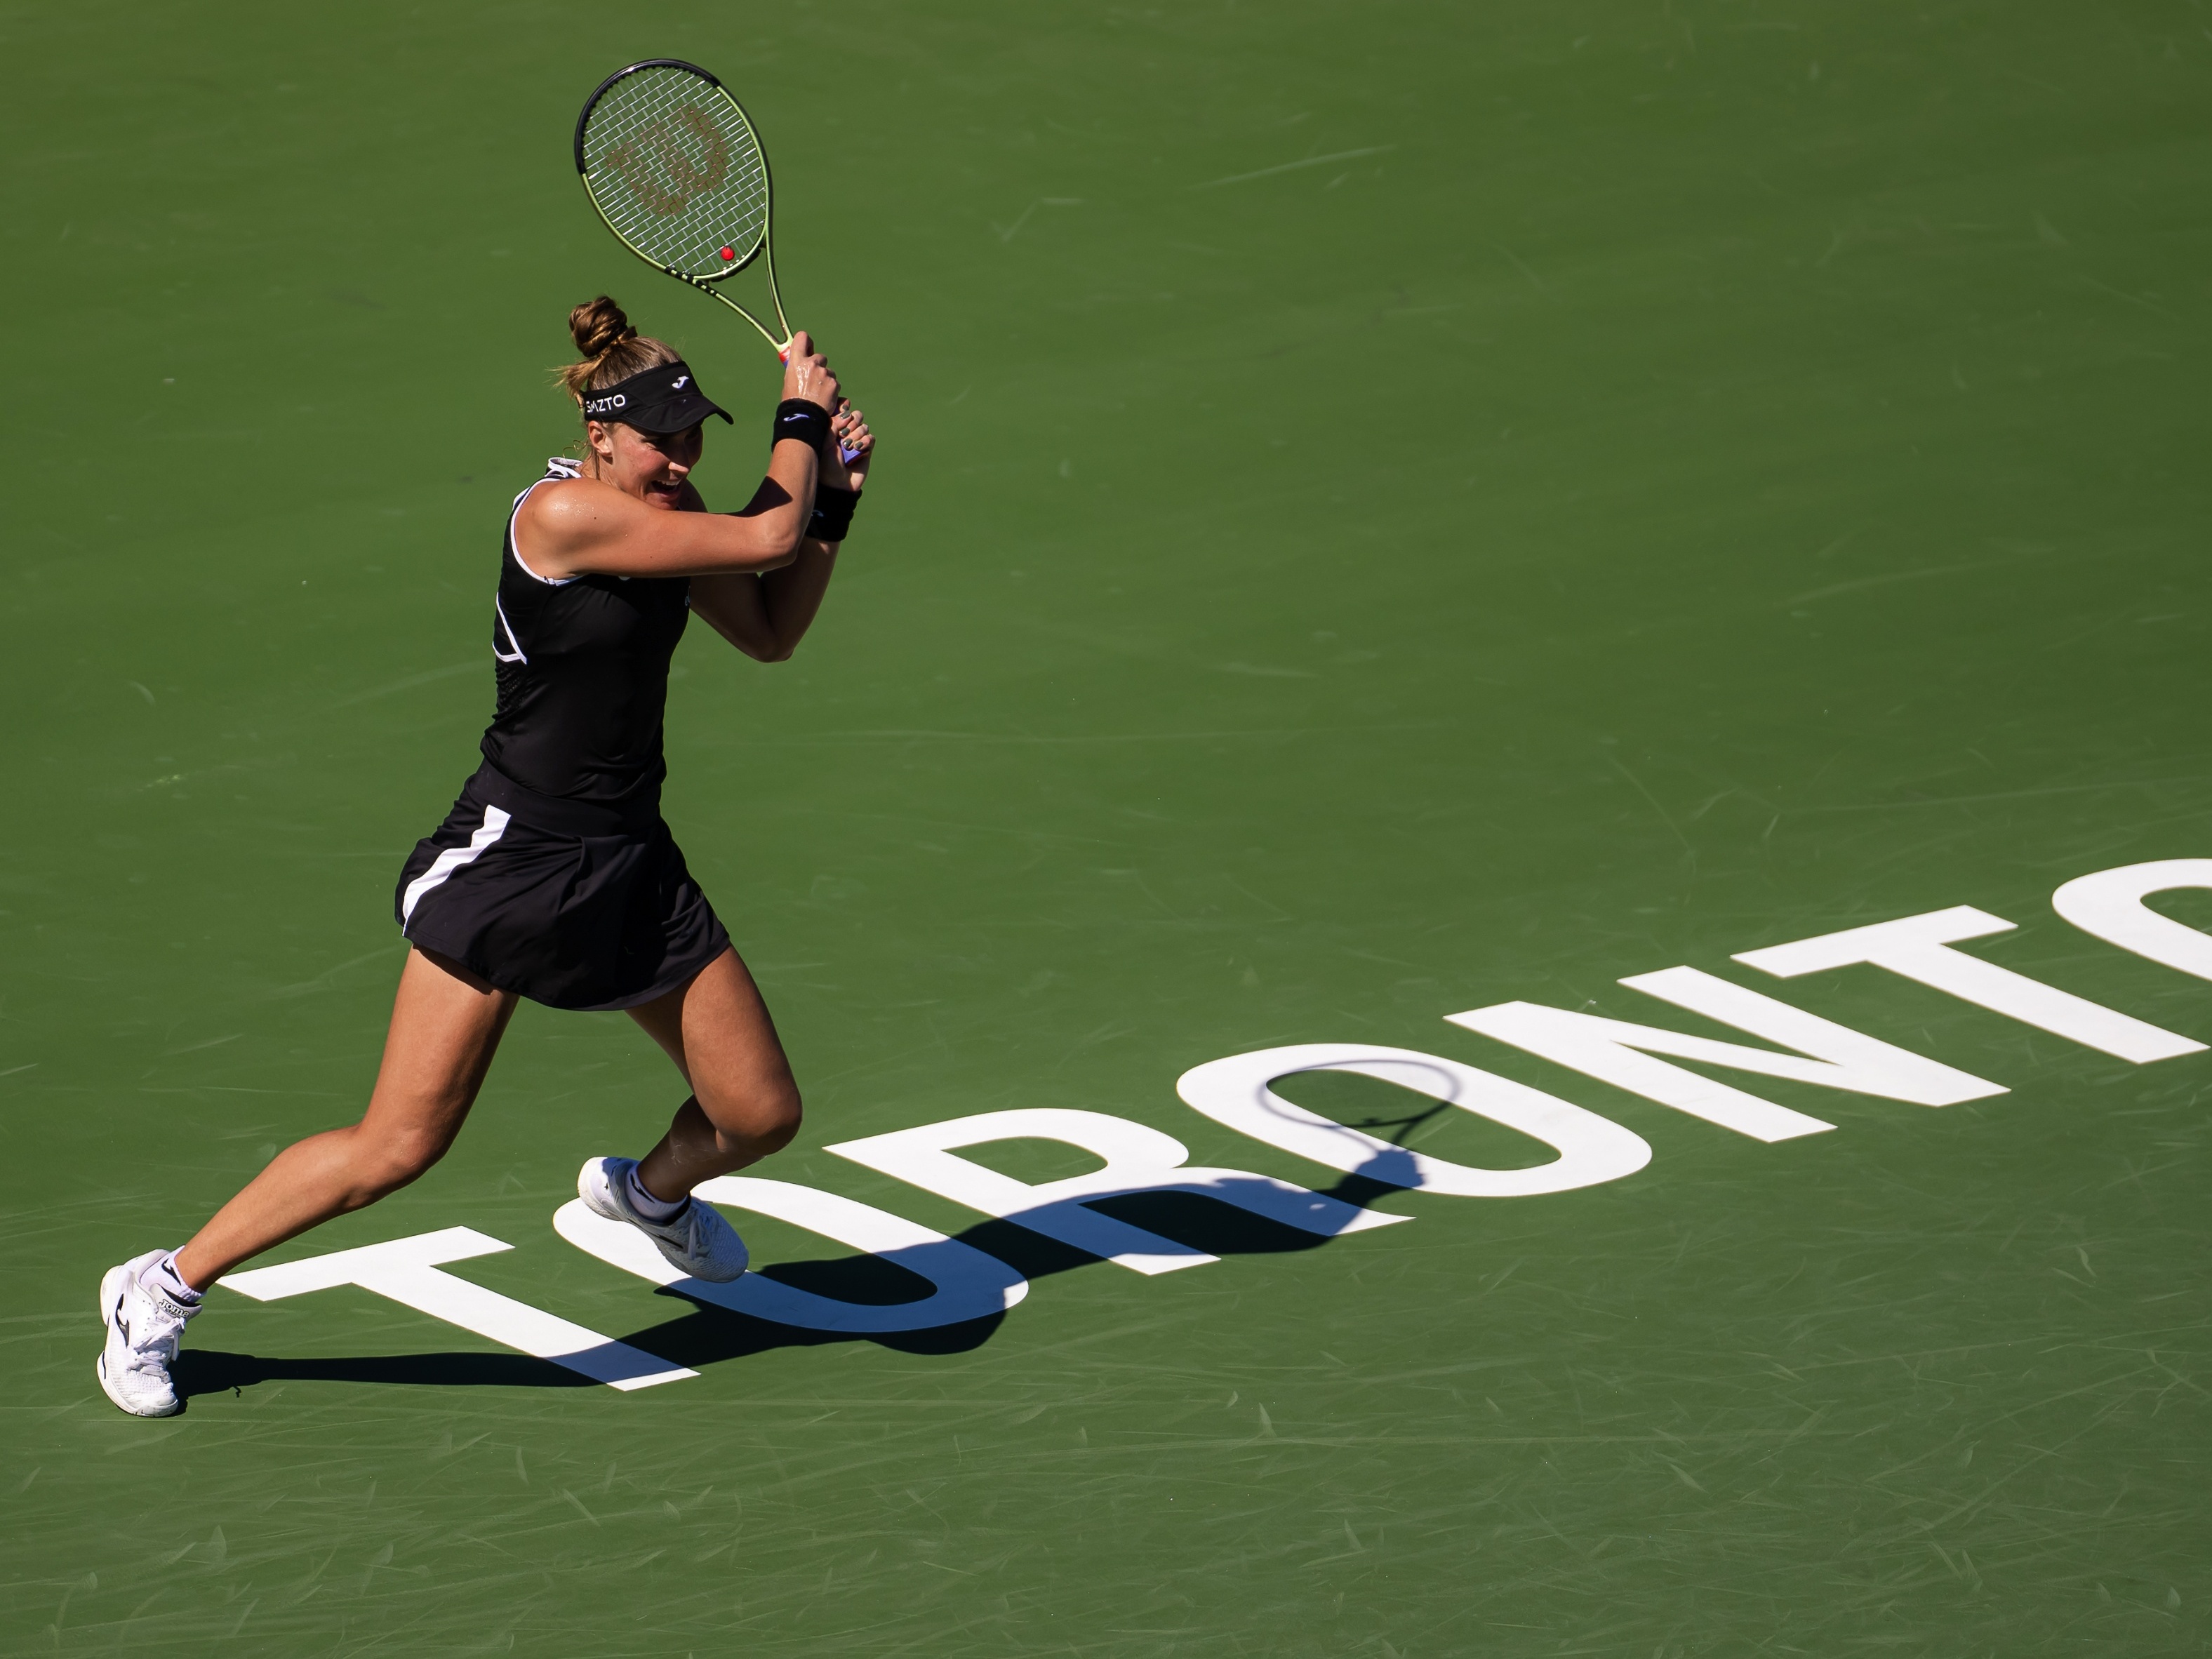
[97,296,872,1416]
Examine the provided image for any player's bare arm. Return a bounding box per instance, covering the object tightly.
[691,400,874,662]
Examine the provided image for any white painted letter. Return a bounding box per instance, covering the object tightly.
[220,1227,694,1391]
[1733,906,2204,1063]
[1447,966,2004,1142]
[555,1177,1027,1333]
[827,1107,1407,1277]
[1175,1044,1651,1196]
[2053,859,2212,984]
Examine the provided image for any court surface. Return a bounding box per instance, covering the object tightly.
[5,2,2211,1653]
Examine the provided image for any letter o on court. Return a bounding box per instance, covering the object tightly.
[2054,858,2212,984]
[1176,1043,1651,1197]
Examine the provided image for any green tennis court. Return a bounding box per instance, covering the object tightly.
[7,1,2211,1652]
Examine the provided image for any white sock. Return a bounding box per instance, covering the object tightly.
[140,1251,203,1307]
[622,1163,687,1225]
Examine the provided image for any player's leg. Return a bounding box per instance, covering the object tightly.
[98,947,516,1417]
[629,947,803,1189]
[574,947,800,1282]
[175,947,519,1285]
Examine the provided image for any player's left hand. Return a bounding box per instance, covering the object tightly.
[827,401,873,493]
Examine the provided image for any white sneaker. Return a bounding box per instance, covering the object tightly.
[578,1157,749,1283]
[97,1251,199,1418]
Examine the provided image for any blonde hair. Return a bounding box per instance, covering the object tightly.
[557,295,681,411]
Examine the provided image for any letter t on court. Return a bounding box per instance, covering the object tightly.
[220,1227,695,1391]
[1733,905,2204,1063]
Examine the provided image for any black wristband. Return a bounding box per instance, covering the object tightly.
[772,399,832,452]
[808,486,860,544]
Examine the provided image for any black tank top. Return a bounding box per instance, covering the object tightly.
[479,458,692,806]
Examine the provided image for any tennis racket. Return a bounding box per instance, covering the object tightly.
[574,58,793,360]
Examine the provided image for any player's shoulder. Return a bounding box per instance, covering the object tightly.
[531,456,590,499]
[526,462,622,519]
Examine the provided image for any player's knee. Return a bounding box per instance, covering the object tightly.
[349,1124,453,1203]
[700,1078,801,1157]
[751,1086,802,1155]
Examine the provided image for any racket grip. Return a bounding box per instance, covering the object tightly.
[838,444,862,466]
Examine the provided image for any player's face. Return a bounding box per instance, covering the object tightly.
[594,421,705,509]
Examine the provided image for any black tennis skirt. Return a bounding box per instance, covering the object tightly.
[394,761,731,1011]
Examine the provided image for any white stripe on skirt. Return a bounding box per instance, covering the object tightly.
[401,805,512,925]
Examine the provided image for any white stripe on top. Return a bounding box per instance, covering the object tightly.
[509,457,586,587]
[401,805,512,925]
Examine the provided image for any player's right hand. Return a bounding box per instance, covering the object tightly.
[782,331,841,413]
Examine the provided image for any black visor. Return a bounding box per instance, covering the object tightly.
[578,359,732,433]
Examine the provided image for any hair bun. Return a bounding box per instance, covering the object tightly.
[554,296,679,406]
[568,295,637,361]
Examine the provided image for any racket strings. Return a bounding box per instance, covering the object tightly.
[582,69,768,278]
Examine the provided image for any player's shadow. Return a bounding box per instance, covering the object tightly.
[177,1100,1455,1401]
[175,1347,600,1395]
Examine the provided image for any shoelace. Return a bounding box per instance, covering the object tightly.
[122,1292,187,1371]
